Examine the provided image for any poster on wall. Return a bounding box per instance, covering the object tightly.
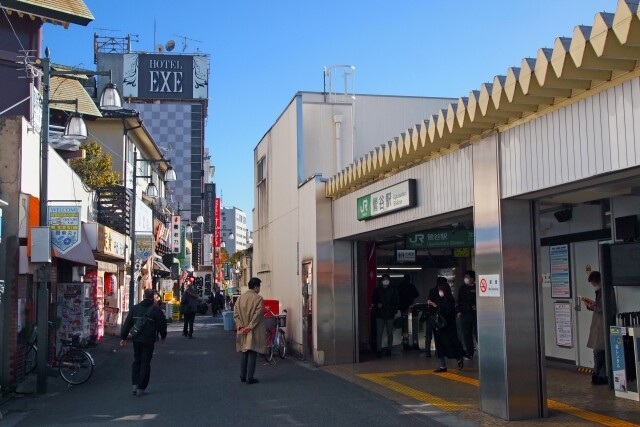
[553,302,573,347]
[550,244,571,298]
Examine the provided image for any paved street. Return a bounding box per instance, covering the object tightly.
[0,316,450,427]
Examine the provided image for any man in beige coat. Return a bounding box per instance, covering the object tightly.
[234,277,266,384]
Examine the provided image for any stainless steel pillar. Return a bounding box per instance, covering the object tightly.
[472,134,546,420]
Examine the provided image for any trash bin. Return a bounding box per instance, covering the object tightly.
[222,311,235,331]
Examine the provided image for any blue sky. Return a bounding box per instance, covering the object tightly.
[43,0,610,231]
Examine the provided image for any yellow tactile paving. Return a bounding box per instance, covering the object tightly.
[358,370,640,427]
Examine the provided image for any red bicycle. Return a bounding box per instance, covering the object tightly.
[264,308,287,362]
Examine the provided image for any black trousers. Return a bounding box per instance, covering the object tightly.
[460,313,477,357]
[593,349,607,379]
[132,341,154,390]
[183,312,195,336]
[240,350,257,380]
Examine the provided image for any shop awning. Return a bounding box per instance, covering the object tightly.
[53,226,97,267]
[153,259,171,273]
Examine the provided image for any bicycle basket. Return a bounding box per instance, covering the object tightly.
[276,314,287,328]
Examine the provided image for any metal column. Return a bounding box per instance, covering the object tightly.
[472,134,546,420]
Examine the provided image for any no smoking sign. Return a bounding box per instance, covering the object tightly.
[478,274,501,297]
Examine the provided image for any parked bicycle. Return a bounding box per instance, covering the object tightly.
[264,308,287,362]
[23,321,95,386]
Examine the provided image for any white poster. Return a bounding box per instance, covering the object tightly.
[554,302,573,347]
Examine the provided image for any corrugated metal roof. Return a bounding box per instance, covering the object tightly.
[49,76,101,117]
[326,0,640,199]
[1,0,93,27]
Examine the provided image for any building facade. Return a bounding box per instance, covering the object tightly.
[254,3,640,421]
[221,207,248,254]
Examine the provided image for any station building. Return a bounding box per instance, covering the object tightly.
[254,2,640,421]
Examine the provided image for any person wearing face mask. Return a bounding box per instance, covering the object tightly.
[372,273,399,357]
[234,277,266,384]
[582,271,617,385]
[456,270,477,360]
[428,277,464,373]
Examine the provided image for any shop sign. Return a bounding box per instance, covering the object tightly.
[31,82,42,134]
[405,229,474,249]
[396,249,415,263]
[171,215,181,254]
[98,225,126,259]
[214,198,221,247]
[357,179,416,221]
[134,233,154,260]
[48,206,81,254]
[135,201,153,232]
[155,223,169,244]
[122,53,209,100]
[203,183,215,234]
[202,233,212,266]
[478,274,500,298]
[609,326,627,392]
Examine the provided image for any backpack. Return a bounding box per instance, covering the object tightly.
[130,305,155,339]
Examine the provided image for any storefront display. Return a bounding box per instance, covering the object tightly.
[57,283,92,343]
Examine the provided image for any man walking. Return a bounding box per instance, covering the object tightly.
[397,274,419,349]
[181,282,199,338]
[120,288,167,397]
[234,277,266,384]
[456,270,477,360]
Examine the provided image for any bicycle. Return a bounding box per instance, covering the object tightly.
[264,308,287,362]
[23,321,95,386]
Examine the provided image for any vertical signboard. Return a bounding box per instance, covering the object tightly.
[171,215,181,254]
[550,245,571,298]
[202,233,212,266]
[48,206,81,254]
[609,326,627,392]
[553,302,573,347]
[214,198,221,248]
[134,233,154,261]
[203,183,214,233]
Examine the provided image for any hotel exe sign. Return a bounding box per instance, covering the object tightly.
[357,179,416,221]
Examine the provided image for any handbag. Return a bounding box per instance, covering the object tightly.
[130,305,155,339]
[429,310,447,331]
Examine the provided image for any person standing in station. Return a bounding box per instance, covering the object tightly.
[372,273,399,357]
[457,270,477,360]
[582,271,617,385]
[428,277,464,372]
[120,288,167,397]
[234,277,266,384]
[397,274,420,349]
[424,282,439,358]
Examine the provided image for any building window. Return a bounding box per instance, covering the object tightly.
[257,156,266,185]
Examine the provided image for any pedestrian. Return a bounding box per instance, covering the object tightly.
[456,270,477,360]
[181,282,199,338]
[208,293,217,317]
[397,274,419,349]
[372,273,399,357]
[428,277,464,373]
[424,283,439,358]
[120,288,167,397]
[582,271,617,385]
[234,277,266,384]
[153,290,164,341]
[216,290,225,314]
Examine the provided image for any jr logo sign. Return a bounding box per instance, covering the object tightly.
[357,196,371,220]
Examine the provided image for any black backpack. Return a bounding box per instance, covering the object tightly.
[130,305,155,339]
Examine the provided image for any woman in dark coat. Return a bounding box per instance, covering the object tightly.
[427,277,464,373]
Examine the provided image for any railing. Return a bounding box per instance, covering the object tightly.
[96,186,132,236]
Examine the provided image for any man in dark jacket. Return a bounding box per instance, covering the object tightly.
[120,288,167,397]
[456,270,477,360]
[372,274,399,357]
[181,283,199,338]
[424,284,439,357]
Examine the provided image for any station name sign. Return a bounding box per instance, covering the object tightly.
[405,229,474,249]
[123,53,209,100]
[357,179,416,221]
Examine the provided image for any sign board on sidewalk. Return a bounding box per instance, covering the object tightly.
[478,274,500,297]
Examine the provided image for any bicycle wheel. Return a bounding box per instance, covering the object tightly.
[59,350,93,385]
[277,329,286,359]
[264,329,274,362]
[24,344,37,375]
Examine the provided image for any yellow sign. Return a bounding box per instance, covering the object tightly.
[586,264,592,274]
[163,291,173,302]
[454,248,471,258]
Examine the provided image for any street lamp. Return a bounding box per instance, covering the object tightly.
[36,49,124,394]
[129,150,176,311]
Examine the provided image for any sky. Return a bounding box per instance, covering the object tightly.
[43,0,610,231]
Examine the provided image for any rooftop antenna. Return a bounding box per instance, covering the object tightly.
[173,34,202,53]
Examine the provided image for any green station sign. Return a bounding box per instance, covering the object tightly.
[357,179,416,221]
[405,229,474,249]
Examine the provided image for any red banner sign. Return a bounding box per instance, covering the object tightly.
[214,198,221,248]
